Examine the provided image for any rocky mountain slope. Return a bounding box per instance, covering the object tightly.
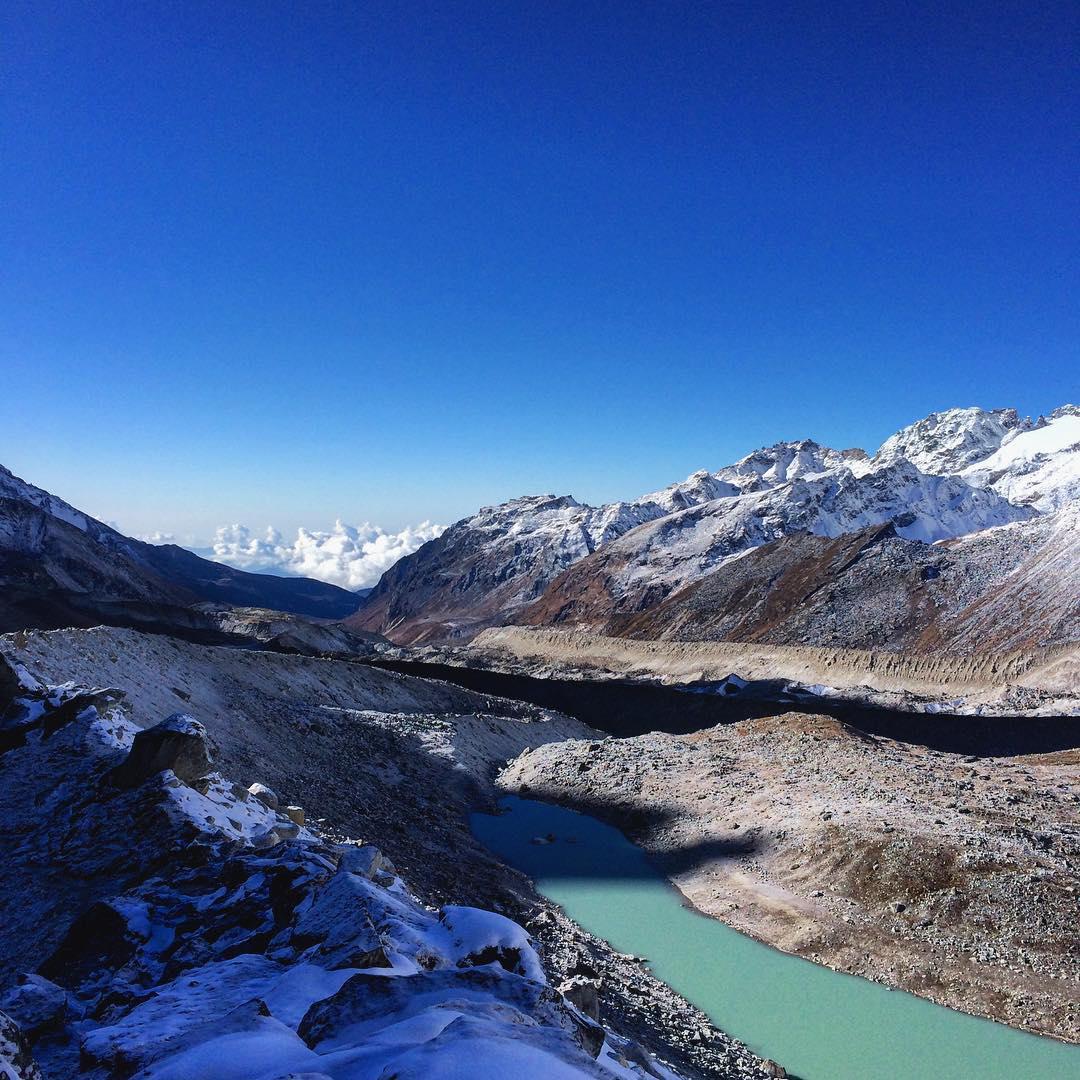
[519,460,1029,632]
[0,655,757,1079]
[0,465,362,632]
[351,405,1078,648]
[591,503,1080,653]
[0,627,762,1079]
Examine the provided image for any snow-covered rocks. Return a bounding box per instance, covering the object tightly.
[107,712,214,788]
[0,1009,43,1080]
[247,782,280,810]
[0,670,682,1080]
[874,405,1080,511]
[873,407,1034,475]
[959,406,1080,511]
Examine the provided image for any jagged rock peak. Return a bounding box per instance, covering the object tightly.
[873,406,1035,476]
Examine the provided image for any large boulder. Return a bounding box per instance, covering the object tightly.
[0,976,70,1038]
[107,713,213,788]
[297,967,605,1059]
[247,782,279,811]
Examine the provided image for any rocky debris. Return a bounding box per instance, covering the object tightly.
[196,603,391,658]
[499,712,1080,1044]
[0,1010,43,1080]
[2,626,765,1078]
[107,712,214,787]
[466,626,1080,716]
[0,671,730,1080]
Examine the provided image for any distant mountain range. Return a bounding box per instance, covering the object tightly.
[0,465,363,633]
[347,405,1080,652]
[4,404,1077,655]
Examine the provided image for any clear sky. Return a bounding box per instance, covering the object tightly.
[3,1,1077,545]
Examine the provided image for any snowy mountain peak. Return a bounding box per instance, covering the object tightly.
[0,464,94,534]
[961,406,1080,511]
[873,406,1034,476]
[714,439,856,492]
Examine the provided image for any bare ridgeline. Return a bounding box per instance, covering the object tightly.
[1,404,1078,1078]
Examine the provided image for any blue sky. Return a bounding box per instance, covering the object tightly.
[3,0,1077,544]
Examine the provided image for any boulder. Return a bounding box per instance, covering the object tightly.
[107,713,213,788]
[558,975,601,1021]
[0,975,70,1037]
[337,845,385,879]
[249,827,281,851]
[284,805,305,825]
[248,782,279,811]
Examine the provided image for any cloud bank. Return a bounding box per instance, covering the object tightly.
[207,519,445,590]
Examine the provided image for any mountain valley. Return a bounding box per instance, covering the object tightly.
[2,401,1078,1080]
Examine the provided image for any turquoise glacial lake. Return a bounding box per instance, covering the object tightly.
[472,796,1080,1080]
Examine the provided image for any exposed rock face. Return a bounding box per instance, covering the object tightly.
[347,494,672,645]
[581,506,1080,654]
[519,464,1030,633]
[872,406,1035,475]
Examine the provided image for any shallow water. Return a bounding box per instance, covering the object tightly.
[472,796,1080,1080]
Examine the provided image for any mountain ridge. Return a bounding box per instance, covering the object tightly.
[350,404,1078,647]
[0,465,362,631]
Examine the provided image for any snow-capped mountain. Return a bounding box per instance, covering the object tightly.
[522,459,1031,627]
[873,407,1035,475]
[352,404,1079,647]
[960,406,1080,511]
[874,405,1080,510]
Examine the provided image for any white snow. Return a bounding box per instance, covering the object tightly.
[961,410,1080,510]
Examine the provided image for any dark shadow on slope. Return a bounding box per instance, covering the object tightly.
[368,659,1080,757]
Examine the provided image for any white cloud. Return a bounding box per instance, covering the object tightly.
[136,530,177,544]
[208,519,445,590]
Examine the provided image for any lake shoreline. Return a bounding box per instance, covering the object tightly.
[474,795,1080,1080]
[497,713,1080,1046]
